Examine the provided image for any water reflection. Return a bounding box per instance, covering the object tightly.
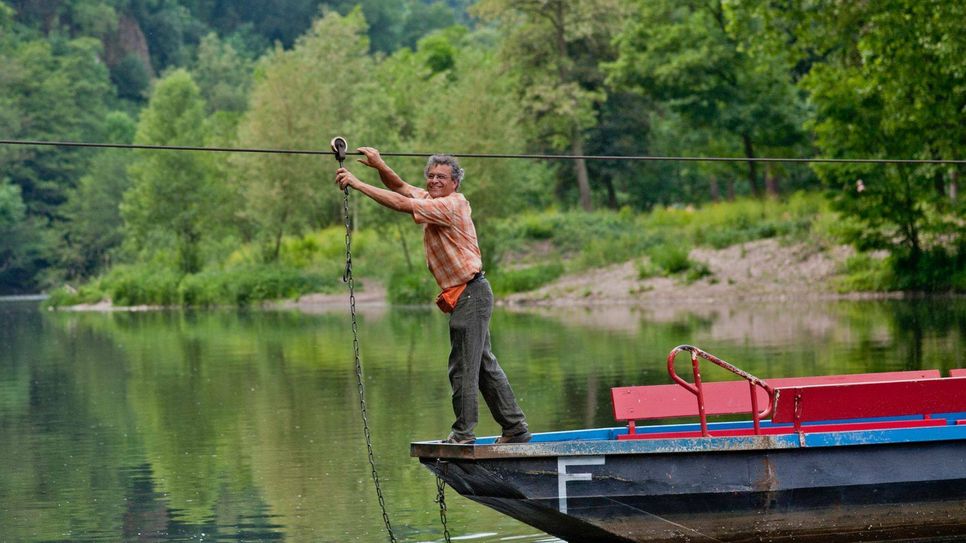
[0,298,962,541]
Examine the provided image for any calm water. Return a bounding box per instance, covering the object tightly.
[1,297,963,542]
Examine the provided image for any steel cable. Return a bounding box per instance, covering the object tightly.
[2,138,965,164]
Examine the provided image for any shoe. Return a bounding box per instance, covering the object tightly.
[442,434,475,445]
[495,431,532,444]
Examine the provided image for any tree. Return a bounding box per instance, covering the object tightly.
[122,69,219,274]
[0,35,113,219]
[191,32,252,114]
[233,9,372,262]
[0,178,47,293]
[754,0,965,286]
[55,112,136,281]
[474,0,627,211]
[606,0,807,199]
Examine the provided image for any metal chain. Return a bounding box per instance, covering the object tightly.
[343,182,397,543]
[434,466,453,543]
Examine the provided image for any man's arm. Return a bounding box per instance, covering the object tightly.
[336,167,414,213]
[357,147,419,197]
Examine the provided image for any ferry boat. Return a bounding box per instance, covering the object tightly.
[411,345,966,542]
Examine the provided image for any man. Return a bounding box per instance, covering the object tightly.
[335,147,531,445]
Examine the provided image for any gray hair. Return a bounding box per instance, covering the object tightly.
[424,154,464,188]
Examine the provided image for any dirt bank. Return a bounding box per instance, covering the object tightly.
[500,239,871,308]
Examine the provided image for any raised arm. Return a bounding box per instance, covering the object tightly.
[357,147,419,197]
[336,167,414,214]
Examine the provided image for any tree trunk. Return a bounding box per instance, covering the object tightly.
[396,221,413,272]
[742,133,762,198]
[572,135,593,211]
[272,228,284,262]
[765,164,779,198]
[950,169,959,201]
[709,175,720,202]
[602,175,617,209]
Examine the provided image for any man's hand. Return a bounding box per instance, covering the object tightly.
[356,147,386,170]
[335,167,359,191]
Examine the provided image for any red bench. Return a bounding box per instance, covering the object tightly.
[613,370,943,440]
[950,368,966,377]
[771,376,966,430]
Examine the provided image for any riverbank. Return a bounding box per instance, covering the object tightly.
[42,195,962,312]
[49,238,915,312]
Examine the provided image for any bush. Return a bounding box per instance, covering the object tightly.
[636,259,661,280]
[178,271,231,306]
[43,282,105,307]
[890,248,965,292]
[490,263,565,296]
[44,264,341,308]
[834,254,892,292]
[516,213,557,240]
[388,271,437,305]
[104,266,181,306]
[836,247,965,293]
[648,243,692,275]
[228,266,338,306]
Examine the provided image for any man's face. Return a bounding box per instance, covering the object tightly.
[425,165,458,198]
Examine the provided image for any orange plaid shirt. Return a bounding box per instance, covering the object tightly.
[411,189,482,289]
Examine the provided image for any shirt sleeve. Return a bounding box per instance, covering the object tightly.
[412,194,467,227]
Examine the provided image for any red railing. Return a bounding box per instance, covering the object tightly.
[666,345,775,437]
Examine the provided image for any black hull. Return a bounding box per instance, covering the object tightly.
[418,439,966,542]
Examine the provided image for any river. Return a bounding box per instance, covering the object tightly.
[0,297,963,542]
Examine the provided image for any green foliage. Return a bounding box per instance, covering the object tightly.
[43,282,105,307]
[499,193,833,287]
[102,264,182,306]
[191,33,252,113]
[607,0,808,199]
[836,244,965,294]
[648,243,691,275]
[110,54,150,100]
[0,178,47,292]
[179,266,339,306]
[834,254,894,293]
[0,35,113,219]
[233,10,373,261]
[635,242,712,283]
[368,26,554,221]
[759,1,965,287]
[490,263,565,296]
[474,0,626,210]
[122,69,223,274]
[387,270,437,305]
[45,263,341,308]
[53,112,137,282]
[3,0,962,298]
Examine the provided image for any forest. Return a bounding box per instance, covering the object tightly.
[0,0,963,300]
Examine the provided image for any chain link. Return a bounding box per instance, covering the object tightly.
[343,181,397,543]
[434,464,453,543]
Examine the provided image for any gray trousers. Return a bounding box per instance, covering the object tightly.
[448,276,528,440]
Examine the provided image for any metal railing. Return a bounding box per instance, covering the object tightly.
[666,345,775,437]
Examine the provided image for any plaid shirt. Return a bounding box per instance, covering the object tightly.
[411,189,482,289]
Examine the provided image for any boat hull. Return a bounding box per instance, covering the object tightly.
[416,434,966,542]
